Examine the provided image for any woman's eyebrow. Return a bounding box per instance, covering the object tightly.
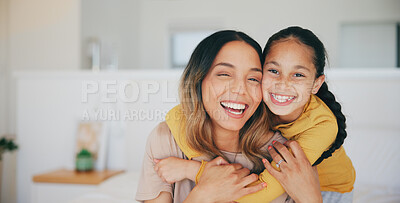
[214,62,234,68]
[215,62,261,73]
[250,68,262,73]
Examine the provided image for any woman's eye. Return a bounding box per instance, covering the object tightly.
[294,73,305,77]
[217,73,230,77]
[268,69,279,74]
[249,78,260,83]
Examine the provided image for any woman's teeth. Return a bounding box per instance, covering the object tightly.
[221,102,246,115]
[272,93,295,103]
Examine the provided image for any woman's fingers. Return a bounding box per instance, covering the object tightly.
[272,141,294,164]
[263,158,281,179]
[236,166,251,178]
[285,140,307,160]
[267,145,286,169]
[241,181,266,197]
[240,173,260,187]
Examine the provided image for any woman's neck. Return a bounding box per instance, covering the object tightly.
[212,125,240,153]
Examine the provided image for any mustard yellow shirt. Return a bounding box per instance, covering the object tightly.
[165,95,355,203]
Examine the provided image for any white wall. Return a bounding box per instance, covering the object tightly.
[81,0,141,70]
[15,70,182,203]
[0,1,16,203]
[138,0,400,69]
[3,0,81,202]
[8,0,80,71]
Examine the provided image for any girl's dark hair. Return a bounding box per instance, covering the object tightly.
[263,26,347,166]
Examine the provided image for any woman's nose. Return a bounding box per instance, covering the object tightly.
[230,79,246,95]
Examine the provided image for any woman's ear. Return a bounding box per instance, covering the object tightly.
[312,75,325,94]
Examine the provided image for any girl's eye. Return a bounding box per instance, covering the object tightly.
[294,73,305,77]
[268,69,279,74]
[217,73,230,77]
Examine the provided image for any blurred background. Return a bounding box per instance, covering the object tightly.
[0,0,399,203]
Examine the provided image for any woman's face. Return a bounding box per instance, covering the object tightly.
[202,41,263,134]
[262,39,324,122]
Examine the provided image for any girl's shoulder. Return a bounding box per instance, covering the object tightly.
[305,95,337,125]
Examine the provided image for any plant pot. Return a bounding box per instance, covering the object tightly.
[75,157,93,171]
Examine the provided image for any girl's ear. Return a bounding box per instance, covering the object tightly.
[312,75,325,94]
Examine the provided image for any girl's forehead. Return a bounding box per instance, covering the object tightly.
[267,40,315,62]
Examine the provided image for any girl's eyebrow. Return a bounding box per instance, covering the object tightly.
[264,61,279,66]
[294,65,311,72]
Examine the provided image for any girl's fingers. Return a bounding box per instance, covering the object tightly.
[153,158,161,163]
[272,141,294,164]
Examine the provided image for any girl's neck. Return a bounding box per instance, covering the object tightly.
[212,125,240,153]
[277,106,304,124]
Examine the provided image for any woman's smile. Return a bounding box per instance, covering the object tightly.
[220,100,249,118]
[202,40,262,133]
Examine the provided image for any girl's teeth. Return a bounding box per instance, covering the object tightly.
[272,94,294,103]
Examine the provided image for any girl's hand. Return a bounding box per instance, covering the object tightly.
[264,140,322,203]
[185,157,266,203]
[154,157,201,184]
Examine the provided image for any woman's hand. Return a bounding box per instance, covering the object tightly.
[154,157,201,184]
[264,140,322,203]
[185,157,266,203]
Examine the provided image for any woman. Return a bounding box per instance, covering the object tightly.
[135,30,321,202]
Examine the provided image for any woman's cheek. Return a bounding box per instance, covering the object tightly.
[251,84,263,103]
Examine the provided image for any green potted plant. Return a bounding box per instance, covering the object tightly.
[75,148,94,171]
[0,137,18,161]
[0,137,18,199]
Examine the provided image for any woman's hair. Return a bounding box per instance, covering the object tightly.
[180,30,273,173]
[262,26,347,166]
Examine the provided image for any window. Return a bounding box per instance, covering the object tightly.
[339,22,399,68]
[170,30,215,69]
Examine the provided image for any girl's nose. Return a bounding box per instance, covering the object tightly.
[275,77,292,90]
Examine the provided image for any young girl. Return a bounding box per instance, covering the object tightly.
[155,26,355,202]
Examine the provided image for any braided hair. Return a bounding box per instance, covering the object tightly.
[263,26,347,166]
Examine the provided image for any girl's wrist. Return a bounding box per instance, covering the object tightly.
[185,160,201,181]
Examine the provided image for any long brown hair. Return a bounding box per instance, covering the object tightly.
[180,30,273,173]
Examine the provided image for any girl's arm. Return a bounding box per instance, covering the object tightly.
[154,157,201,183]
[144,192,172,203]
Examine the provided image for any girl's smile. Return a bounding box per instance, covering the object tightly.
[262,38,324,123]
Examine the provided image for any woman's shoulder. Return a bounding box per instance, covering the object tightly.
[262,131,287,148]
[146,121,184,159]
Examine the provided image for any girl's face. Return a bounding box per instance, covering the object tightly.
[262,39,324,122]
[202,41,263,134]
